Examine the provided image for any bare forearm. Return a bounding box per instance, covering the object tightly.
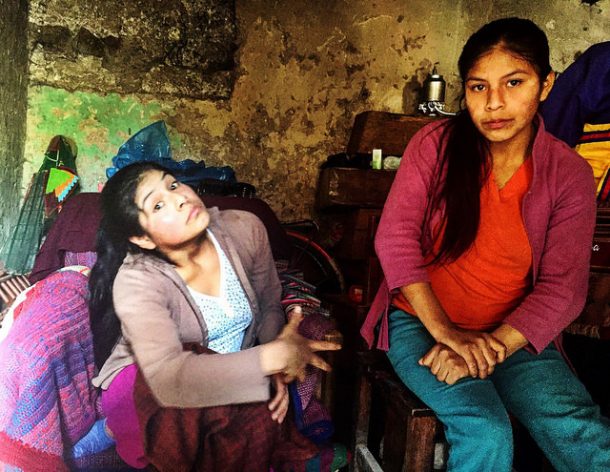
[491,323,528,357]
[403,282,507,378]
[400,282,456,342]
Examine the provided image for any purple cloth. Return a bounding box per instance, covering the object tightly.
[29,193,102,283]
[102,364,148,469]
[64,250,98,268]
[30,193,291,282]
[542,42,610,147]
[294,312,334,437]
[361,117,596,353]
[276,267,336,444]
[0,271,99,471]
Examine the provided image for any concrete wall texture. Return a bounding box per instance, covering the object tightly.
[18,0,610,223]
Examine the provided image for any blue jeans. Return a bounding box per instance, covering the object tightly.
[387,309,610,472]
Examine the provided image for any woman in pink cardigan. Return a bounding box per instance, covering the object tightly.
[361,18,610,472]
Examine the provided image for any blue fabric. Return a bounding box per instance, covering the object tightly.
[72,419,115,459]
[106,120,236,185]
[386,309,610,472]
[541,42,610,147]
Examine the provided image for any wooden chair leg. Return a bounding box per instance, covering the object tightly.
[319,328,343,413]
[354,370,372,447]
[403,415,437,472]
[352,352,441,472]
[354,444,384,472]
[381,377,437,472]
[352,366,374,472]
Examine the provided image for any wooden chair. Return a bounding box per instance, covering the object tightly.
[352,351,441,472]
[352,350,557,472]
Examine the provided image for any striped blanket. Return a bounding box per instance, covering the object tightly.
[0,270,99,471]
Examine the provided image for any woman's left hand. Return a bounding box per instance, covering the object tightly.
[419,343,472,384]
[268,374,290,423]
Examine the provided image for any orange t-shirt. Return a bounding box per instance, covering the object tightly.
[393,158,533,330]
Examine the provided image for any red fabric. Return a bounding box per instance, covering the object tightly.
[134,344,317,472]
[0,432,68,472]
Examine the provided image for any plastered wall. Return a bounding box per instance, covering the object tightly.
[21,0,610,222]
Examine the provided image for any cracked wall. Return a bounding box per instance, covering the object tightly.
[22,0,610,222]
[29,0,236,99]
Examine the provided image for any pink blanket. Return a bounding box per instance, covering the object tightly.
[0,271,99,471]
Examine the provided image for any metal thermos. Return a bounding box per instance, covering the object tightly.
[423,65,446,102]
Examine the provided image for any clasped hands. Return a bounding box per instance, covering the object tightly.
[419,329,507,385]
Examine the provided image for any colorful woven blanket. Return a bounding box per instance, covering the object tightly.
[0,270,99,471]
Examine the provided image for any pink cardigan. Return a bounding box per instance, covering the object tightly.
[360,117,596,353]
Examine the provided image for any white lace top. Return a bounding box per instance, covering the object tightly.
[187,231,252,353]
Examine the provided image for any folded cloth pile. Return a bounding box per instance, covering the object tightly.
[0,270,99,471]
[277,267,336,446]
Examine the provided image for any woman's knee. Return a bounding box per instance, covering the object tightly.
[445,407,512,445]
[442,409,513,471]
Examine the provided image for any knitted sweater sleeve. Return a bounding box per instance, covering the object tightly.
[375,121,446,292]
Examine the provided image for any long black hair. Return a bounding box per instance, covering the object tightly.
[425,17,552,264]
[89,161,169,369]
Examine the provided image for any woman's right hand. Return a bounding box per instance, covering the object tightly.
[432,328,506,378]
[260,306,342,382]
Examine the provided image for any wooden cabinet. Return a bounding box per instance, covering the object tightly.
[346,111,436,156]
[316,168,396,209]
[332,208,381,260]
[315,175,392,444]
[318,207,383,305]
[314,112,440,447]
[568,206,610,339]
[313,114,433,444]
